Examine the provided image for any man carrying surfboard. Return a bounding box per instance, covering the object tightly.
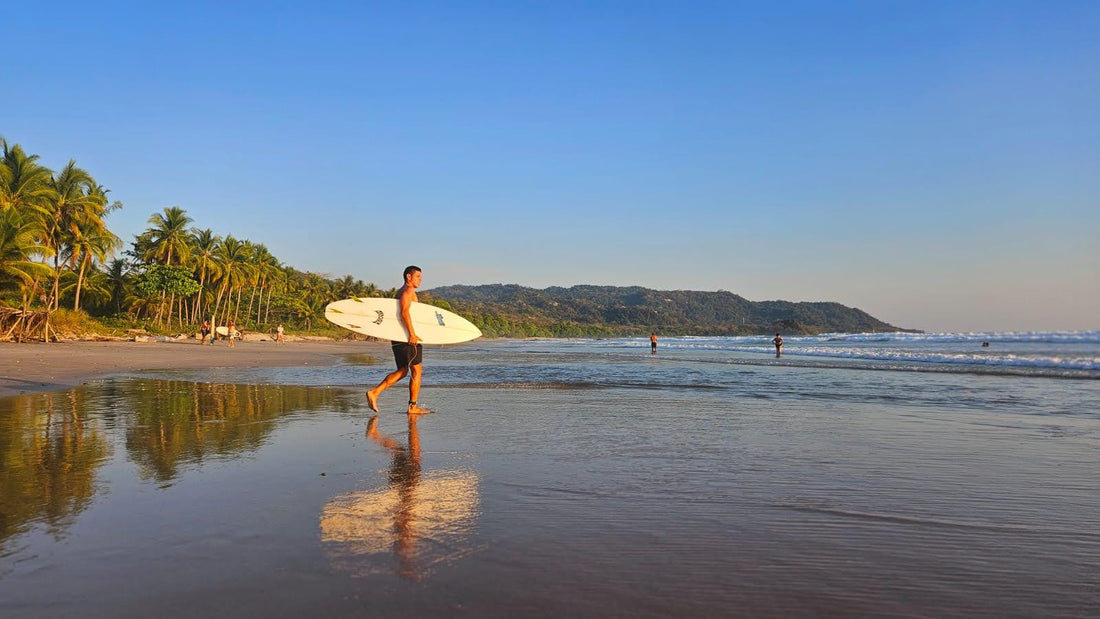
[366,266,432,415]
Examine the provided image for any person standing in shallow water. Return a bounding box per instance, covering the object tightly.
[366,266,432,415]
[772,333,783,358]
[650,333,658,354]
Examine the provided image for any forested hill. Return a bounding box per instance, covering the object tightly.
[423,284,910,338]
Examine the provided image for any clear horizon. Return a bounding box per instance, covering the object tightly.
[4,1,1097,332]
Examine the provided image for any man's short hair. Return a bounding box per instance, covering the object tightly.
[403,265,422,281]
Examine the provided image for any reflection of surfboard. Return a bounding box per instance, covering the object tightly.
[320,470,479,578]
[215,326,240,338]
[325,298,481,344]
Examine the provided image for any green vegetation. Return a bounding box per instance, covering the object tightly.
[423,285,910,338]
[0,137,393,341]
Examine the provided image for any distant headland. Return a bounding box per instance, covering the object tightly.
[423,284,915,338]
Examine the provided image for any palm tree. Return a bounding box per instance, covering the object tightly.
[247,243,274,324]
[71,266,114,312]
[141,206,193,327]
[142,206,193,267]
[39,161,104,312]
[188,228,221,323]
[210,235,248,328]
[0,209,52,296]
[68,221,122,311]
[333,274,356,299]
[244,243,281,326]
[0,209,54,339]
[0,140,53,215]
[104,258,131,314]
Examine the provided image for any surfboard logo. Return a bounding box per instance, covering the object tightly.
[373,311,384,325]
[435,312,446,326]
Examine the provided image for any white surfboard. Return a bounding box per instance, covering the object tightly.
[214,326,240,338]
[325,297,482,344]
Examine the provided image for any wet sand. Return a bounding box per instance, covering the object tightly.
[0,339,373,398]
[1,340,1098,616]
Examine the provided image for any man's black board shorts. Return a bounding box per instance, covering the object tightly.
[392,342,424,368]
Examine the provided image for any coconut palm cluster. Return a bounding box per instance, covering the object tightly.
[1,138,388,341]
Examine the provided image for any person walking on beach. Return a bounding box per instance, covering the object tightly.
[772,333,783,358]
[200,320,211,345]
[276,323,285,344]
[366,266,432,415]
[650,333,658,354]
[228,319,237,348]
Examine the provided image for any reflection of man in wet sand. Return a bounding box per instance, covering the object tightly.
[772,333,783,358]
[367,413,424,581]
[366,266,432,415]
[321,415,478,581]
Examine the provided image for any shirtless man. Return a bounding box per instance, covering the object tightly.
[366,266,432,415]
[772,333,783,358]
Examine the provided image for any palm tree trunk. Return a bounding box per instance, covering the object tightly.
[261,283,270,323]
[247,284,257,325]
[234,287,244,323]
[159,247,174,328]
[192,258,207,320]
[255,276,267,324]
[212,276,229,329]
[51,254,61,312]
[74,255,88,311]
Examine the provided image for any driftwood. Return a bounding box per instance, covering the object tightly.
[0,306,53,342]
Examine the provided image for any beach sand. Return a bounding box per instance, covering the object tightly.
[0,339,371,398]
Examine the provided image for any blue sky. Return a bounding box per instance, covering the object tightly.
[3,1,1097,331]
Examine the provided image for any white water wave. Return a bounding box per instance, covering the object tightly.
[818,331,1100,344]
[743,346,1100,371]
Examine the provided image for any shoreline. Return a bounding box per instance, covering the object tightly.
[0,339,377,399]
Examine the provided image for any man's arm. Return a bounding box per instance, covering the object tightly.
[400,288,419,346]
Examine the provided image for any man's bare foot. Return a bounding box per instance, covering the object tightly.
[366,390,379,412]
[407,404,433,415]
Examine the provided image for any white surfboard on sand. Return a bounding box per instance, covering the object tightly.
[324,297,482,344]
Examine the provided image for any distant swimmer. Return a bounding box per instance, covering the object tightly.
[650,333,658,354]
[982,342,990,348]
[366,266,432,415]
[772,333,783,358]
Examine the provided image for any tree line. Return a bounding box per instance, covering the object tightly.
[1,138,391,340]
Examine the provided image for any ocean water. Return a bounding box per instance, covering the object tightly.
[1,334,1098,616]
